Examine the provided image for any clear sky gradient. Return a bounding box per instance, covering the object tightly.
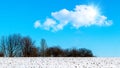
[0,0,120,57]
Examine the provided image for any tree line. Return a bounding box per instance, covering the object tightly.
[0,34,94,57]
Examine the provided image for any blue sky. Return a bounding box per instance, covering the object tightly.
[0,0,120,57]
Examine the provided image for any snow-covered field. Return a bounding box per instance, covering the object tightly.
[0,57,120,68]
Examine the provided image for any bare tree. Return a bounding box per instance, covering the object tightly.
[0,34,23,57]
[0,34,38,57]
[45,46,64,57]
[30,46,39,57]
[63,49,71,57]
[6,34,22,57]
[40,39,47,57]
[69,48,79,57]
[0,34,95,57]
[78,48,94,57]
[0,36,7,57]
[21,36,36,57]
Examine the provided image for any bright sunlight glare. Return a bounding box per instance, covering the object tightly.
[86,5,99,20]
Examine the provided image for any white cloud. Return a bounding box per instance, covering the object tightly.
[34,20,41,28]
[43,18,56,31]
[34,4,112,31]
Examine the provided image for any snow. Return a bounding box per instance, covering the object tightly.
[0,57,119,68]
